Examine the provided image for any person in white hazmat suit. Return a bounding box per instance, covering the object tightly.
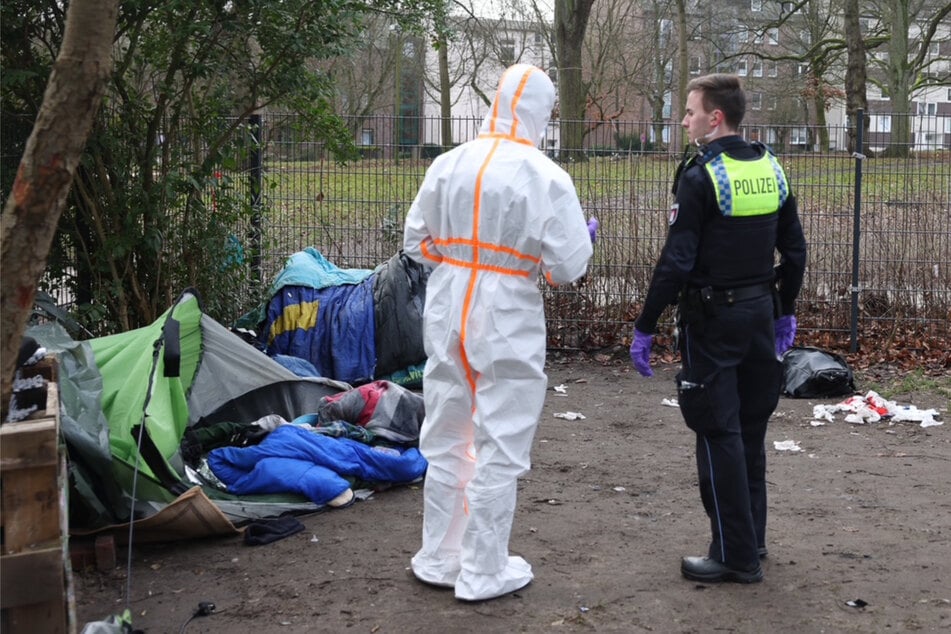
[402,64,595,602]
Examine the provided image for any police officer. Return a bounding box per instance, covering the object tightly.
[629,74,807,583]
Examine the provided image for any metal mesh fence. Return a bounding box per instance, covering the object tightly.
[253,113,950,351]
[5,110,949,350]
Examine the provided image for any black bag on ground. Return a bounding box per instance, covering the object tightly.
[781,346,855,398]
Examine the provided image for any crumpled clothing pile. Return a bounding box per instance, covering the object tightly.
[812,390,943,427]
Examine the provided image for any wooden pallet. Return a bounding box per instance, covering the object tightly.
[1,358,76,633]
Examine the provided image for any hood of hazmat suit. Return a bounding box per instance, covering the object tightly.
[403,64,593,601]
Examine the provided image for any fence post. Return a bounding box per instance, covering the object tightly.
[849,109,864,353]
[248,113,263,284]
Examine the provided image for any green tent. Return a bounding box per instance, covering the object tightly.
[32,289,348,533]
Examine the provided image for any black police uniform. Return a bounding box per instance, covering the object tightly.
[634,135,807,572]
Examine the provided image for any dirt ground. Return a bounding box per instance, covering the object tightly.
[73,353,950,634]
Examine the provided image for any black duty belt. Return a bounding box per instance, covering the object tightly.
[693,283,773,306]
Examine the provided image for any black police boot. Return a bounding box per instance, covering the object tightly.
[681,556,763,584]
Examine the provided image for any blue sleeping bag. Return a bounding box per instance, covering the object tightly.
[207,424,427,505]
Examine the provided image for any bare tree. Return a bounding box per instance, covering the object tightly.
[582,0,651,126]
[554,0,596,161]
[866,0,950,156]
[1,0,119,404]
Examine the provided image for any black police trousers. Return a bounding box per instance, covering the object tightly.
[676,292,782,571]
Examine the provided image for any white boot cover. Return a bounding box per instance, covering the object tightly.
[411,473,468,587]
[455,556,533,601]
[454,480,532,601]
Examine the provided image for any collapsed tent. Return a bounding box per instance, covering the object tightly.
[248,248,429,386]
[30,289,426,538]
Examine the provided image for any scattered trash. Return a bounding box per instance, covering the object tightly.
[809,420,826,427]
[554,411,586,421]
[553,384,568,394]
[812,391,942,427]
[774,440,802,452]
[661,398,679,407]
[579,606,589,613]
[845,598,868,608]
[613,486,626,492]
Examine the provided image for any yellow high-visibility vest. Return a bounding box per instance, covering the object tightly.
[703,152,788,217]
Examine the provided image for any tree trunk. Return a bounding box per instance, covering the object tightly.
[0,0,119,407]
[675,0,688,123]
[843,0,868,154]
[885,0,911,157]
[554,0,595,162]
[437,35,453,151]
[813,94,829,151]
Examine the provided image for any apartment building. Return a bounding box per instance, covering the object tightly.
[367,1,949,155]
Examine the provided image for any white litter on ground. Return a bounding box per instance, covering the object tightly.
[553,411,586,421]
[811,390,943,427]
[774,440,803,452]
[661,398,679,407]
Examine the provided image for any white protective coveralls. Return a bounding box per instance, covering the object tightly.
[402,64,593,601]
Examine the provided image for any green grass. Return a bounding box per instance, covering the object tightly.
[859,368,951,404]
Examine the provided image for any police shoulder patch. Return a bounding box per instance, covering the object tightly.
[668,203,679,226]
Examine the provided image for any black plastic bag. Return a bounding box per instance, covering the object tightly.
[782,347,855,398]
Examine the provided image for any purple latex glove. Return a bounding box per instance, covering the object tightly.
[587,217,599,244]
[630,328,654,377]
[775,315,797,356]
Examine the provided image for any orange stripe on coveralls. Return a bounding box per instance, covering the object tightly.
[432,236,541,266]
[507,68,533,139]
[459,137,503,397]
[477,132,534,146]
[487,65,535,136]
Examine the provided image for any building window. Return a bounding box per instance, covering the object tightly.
[361,129,374,145]
[690,56,702,75]
[691,24,702,40]
[660,19,673,48]
[737,59,748,76]
[768,28,779,45]
[768,61,779,77]
[535,31,543,45]
[500,39,515,66]
[751,0,763,11]
[791,127,808,145]
[872,115,891,133]
[801,30,811,46]
[738,27,749,43]
[753,30,764,44]
[947,88,951,101]
[918,102,937,116]
[781,1,799,14]
[749,127,762,142]
[750,92,763,110]
[798,63,809,76]
[752,60,763,77]
[768,95,777,110]
[663,91,672,119]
